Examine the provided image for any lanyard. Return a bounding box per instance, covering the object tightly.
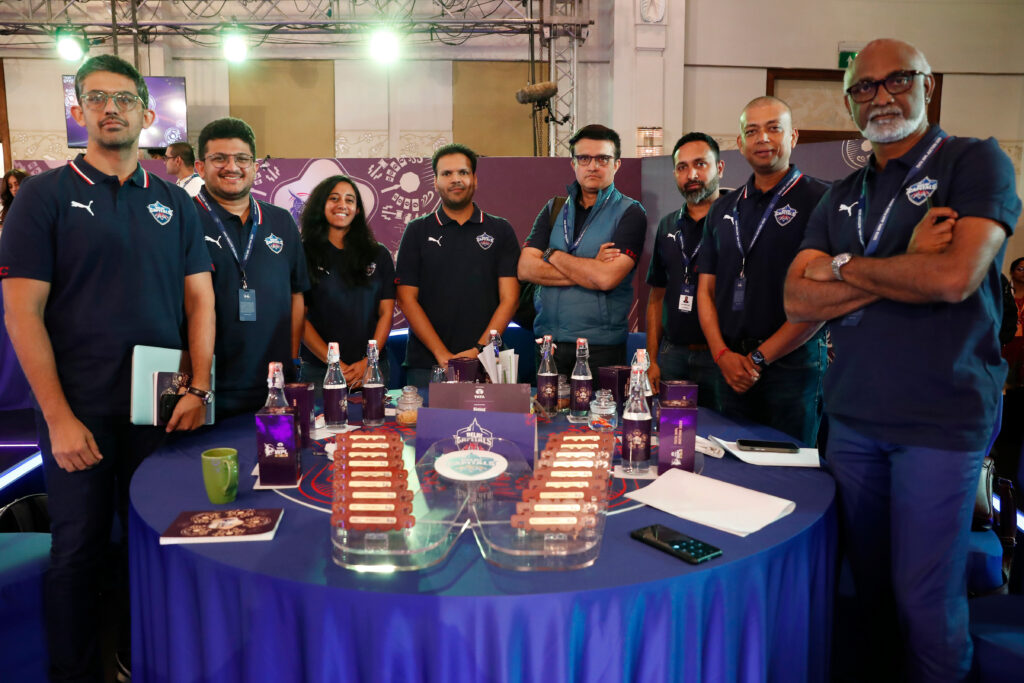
[731,167,801,277]
[196,191,260,288]
[856,132,949,256]
[561,191,611,253]
[674,208,703,278]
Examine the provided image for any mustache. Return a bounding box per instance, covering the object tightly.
[101,115,128,126]
[867,105,903,121]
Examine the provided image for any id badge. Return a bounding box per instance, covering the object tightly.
[841,309,863,327]
[678,283,695,313]
[239,288,257,321]
[731,278,746,311]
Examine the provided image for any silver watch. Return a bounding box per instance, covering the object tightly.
[831,252,853,281]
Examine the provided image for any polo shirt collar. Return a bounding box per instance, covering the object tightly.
[741,164,797,200]
[435,202,483,226]
[566,180,618,208]
[68,153,150,188]
[867,124,944,175]
[196,186,261,226]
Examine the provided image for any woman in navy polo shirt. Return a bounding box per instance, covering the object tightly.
[300,175,395,393]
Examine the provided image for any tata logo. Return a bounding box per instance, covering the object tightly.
[774,205,798,226]
[905,177,938,206]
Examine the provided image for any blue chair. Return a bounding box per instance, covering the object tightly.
[0,532,50,680]
[970,595,1024,682]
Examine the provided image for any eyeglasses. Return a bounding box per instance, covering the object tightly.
[573,154,615,167]
[845,71,927,103]
[203,153,255,169]
[80,90,144,112]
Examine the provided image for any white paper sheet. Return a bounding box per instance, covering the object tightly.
[625,468,795,537]
[499,349,518,383]
[708,436,820,468]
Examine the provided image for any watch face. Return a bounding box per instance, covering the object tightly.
[751,351,765,365]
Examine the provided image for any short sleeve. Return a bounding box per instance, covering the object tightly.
[496,220,521,278]
[524,200,556,250]
[395,220,422,287]
[178,191,212,277]
[377,243,396,299]
[0,174,57,282]
[947,138,1022,235]
[609,202,648,263]
[799,189,836,255]
[645,214,670,287]
[696,203,720,276]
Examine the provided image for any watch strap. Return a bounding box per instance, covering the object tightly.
[186,386,214,405]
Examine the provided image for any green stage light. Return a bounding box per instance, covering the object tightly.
[56,28,87,62]
[223,30,248,63]
[369,28,400,65]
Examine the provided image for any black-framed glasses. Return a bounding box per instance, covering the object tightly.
[204,153,255,169]
[845,71,927,103]
[573,154,615,167]
[80,90,144,111]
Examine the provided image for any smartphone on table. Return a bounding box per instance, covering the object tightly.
[630,524,722,565]
[734,439,800,453]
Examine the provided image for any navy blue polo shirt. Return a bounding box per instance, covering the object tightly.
[646,204,718,346]
[800,126,1022,450]
[0,154,209,416]
[395,203,520,369]
[196,187,310,415]
[525,198,647,263]
[302,242,396,369]
[698,166,829,344]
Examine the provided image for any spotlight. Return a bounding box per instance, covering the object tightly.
[369,28,400,66]
[222,29,248,63]
[56,27,87,62]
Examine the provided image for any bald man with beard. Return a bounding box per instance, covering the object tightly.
[786,39,1021,681]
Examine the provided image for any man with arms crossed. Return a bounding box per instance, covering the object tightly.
[785,39,1021,681]
[645,132,724,404]
[0,55,215,681]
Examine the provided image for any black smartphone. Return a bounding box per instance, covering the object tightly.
[735,438,800,453]
[630,524,722,564]
[158,392,183,424]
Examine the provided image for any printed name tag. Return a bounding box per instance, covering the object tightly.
[239,288,257,321]
[678,283,695,313]
[731,278,746,311]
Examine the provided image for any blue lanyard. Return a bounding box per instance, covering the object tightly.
[561,192,611,253]
[856,132,949,256]
[196,191,260,288]
[674,208,703,277]
[731,167,801,277]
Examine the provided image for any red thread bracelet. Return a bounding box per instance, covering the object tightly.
[713,348,728,364]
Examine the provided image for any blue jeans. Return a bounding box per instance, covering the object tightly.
[657,340,717,408]
[36,412,166,683]
[714,335,827,446]
[827,417,987,682]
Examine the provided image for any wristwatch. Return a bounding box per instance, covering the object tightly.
[474,342,487,352]
[831,252,853,281]
[186,386,214,405]
[750,350,768,368]
[542,247,557,263]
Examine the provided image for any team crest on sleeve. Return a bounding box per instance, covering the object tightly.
[147,201,173,225]
[905,177,938,206]
[366,262,377,276]
[774,204,798,226]
[476,232,495,250]
[264,233,284,254]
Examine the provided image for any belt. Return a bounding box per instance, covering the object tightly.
[686,343,709,351]
[729,338,764,355]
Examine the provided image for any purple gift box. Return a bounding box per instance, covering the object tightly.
[284,382,314,449]
[659,380,698,407]
[448,357,482,382]
[598,365,631,413]
[657,405,698,474]
[255,411,301,486]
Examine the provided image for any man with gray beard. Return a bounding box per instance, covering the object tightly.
[786,39,1021,681]
[644,133,724,405]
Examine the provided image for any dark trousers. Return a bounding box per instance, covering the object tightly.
[826,417,986,682]
[36,411,165,683]
[714,335,827,446]
[549,341,626,381]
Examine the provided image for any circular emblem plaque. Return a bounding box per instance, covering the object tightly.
[434,449,508,482]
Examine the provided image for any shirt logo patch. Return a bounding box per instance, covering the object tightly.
[204,235,223,249]
[665,231,679,241]
[838,202,858,216]
[774,204,797,226]
[71,200,94,216]
[905,177,938,206]
[366,262,377,277]
[265,233,284,254]
[427,236,444,247]
[476,232,494,250]
[147,201,173,225]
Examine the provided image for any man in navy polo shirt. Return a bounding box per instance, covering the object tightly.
[396,143,520,387]
[696,97,829,446]
[785,39,1021,681]
[194,117,310,417]
[645,132,724,405]
[0,55,215,682]
[519,124,647,376]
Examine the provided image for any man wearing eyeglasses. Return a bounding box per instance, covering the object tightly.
[519,124,647,376]
[195,117,310,417]
[164,141,204,197]
[696,97,829,447]
[785,39,1021,681]
[0,55,215,681]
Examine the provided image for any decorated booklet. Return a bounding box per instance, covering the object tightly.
[159,508,283,545]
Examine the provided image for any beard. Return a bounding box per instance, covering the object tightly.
[682,174,720,205]
[440,187,474,211]
[862,104,927,144]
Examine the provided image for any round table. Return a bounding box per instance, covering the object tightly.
[129,409,836,683]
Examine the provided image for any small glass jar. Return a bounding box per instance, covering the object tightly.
[396,386,423,426]
[588,389,618,431]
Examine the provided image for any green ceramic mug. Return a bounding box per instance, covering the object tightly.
[201,448,239,504]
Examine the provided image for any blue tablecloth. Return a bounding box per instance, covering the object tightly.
[130,410,837,683]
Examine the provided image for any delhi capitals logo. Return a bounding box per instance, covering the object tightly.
[476,232,495,250]
[905,177,938,206]
[147,201,173,225]
[264,233,284,254]
[366,262,377,277]
[453,417,495,448]
[774,204,797,226]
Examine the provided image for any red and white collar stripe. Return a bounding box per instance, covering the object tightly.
[68,160,95,185]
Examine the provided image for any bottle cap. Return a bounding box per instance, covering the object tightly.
[327,342,340,362]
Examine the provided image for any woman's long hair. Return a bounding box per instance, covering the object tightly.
[300,175,378,287]
[1,168,28,223]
